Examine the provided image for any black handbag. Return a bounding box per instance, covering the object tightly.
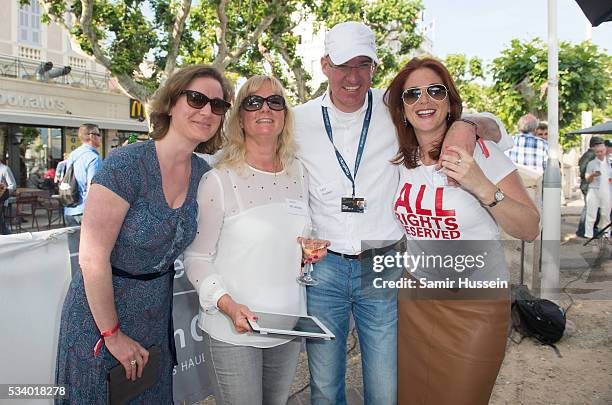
[0,188,9,204]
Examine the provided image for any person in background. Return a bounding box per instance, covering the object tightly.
[184,75,320,405]
[577,136,604,237]
[0,159,17,234]
[506,113,548,172]
[54,152,69,185]
[584,142,610,238]
[63,124,102,226]
[293,21,511,405]
[55,65,232,404]
[535,121,548,141]
[605,139,612,160]
[41,166,56,191]
[386,56,539,405]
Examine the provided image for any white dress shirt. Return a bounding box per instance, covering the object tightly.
[294,88,403,254]
[0,162,17,192]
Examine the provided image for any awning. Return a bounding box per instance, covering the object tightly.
[575,0,612,27]
[0,110,149,132]
[565,121,612,135]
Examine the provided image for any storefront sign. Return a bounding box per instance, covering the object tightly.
[65,130,81,153]
[0,91,66,111]
[130,99,146,120]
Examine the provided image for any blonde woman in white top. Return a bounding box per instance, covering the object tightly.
[184,75,315,405]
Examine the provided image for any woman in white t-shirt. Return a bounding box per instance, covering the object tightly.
[384,58,540,405]
[184,75,314,404]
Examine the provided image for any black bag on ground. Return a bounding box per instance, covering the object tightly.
[58,163,79,207]
[511,284,566,346]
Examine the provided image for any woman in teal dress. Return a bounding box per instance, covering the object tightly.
[55,65,233,404]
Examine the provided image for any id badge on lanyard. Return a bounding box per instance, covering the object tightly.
[322,90,373,214]
[341,197,366,213]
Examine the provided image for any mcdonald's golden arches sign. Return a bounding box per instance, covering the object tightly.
[130,99,146,120]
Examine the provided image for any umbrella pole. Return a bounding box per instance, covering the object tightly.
[541,0,561,300]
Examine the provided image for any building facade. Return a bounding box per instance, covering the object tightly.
[0,0,147,188]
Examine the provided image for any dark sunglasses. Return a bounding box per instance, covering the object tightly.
[401,84,448,106]
[89,132,101,137]
[241,95,286,112]
[180,90,231,115]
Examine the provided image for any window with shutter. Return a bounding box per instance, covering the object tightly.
[18,1,41,46]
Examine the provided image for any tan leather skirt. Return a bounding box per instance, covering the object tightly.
[398,276,510,405]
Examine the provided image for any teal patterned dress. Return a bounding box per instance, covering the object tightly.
[55,141,209,404]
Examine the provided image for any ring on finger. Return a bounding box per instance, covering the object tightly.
[456,158,462,165]
[130,359,137,366]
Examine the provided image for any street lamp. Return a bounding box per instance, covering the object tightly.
[12,132,23,145]
[34,61,72,81]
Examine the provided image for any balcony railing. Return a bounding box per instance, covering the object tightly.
[0,53,113,92]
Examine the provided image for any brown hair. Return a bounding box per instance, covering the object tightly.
[147,65,233,154]
[77,123,99,143]
[384,57,463,168]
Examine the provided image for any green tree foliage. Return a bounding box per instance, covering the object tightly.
[313,0,423,88]
[443,54,492,114]
[183,0,319,101]
[24,0,423,103]
[489,38,611,150]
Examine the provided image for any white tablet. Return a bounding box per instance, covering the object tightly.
[248,311,335,340]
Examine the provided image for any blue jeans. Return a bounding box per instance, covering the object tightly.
[64,213,82,227]
[306,251,401,405]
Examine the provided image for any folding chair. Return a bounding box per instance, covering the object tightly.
[14,195,41,232]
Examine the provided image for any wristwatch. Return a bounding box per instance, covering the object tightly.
[486,189,505,207]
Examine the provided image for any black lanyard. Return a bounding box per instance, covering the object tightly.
[321,89,373,197]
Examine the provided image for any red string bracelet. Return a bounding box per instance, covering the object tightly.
[93,323,120,358]
[456,118,490,158]
[477,138,490,158]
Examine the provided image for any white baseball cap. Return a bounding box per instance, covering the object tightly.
[324,21,380,65]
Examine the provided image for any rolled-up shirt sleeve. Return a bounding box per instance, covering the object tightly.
[465,112,512,151]
[183,171,228,314]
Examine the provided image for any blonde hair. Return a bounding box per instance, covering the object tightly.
[217,75,296,172]
[147,65,233,154]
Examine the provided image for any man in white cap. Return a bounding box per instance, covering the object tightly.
[293,21,510,404]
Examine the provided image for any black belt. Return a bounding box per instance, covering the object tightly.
[111,265,178,366]
[327,238,406,260]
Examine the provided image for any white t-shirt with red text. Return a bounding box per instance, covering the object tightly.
[392,141,517,282]
[393,140,516,241]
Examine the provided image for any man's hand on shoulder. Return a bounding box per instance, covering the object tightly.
[438,120,478,185]
[466,115,502,143]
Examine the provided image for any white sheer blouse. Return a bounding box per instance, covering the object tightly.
[184,158,309,347]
